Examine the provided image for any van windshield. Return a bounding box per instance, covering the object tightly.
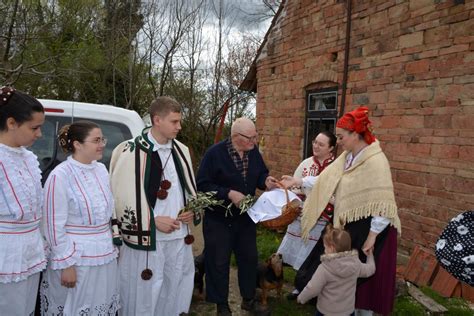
[29,116,134,180]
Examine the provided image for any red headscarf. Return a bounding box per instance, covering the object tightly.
[336,106,376,144]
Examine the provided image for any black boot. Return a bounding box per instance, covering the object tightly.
[241,298,270,315]
[217,304,232,316]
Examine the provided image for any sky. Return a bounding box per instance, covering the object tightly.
[203,0,275,37]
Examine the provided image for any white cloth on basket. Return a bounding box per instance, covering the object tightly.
[247,189,301,223]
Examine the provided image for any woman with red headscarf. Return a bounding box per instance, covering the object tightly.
[288,107,401,316]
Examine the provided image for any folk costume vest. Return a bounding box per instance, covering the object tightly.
[110,128,197,250]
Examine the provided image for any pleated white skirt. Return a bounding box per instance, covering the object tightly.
[41,259,119,315]
[0,272,40,316]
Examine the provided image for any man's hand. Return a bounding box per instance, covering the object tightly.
[177,211,194,225]
[155,216,180,233]
[280,175,302,188]
[265,176,279,190]
[61,266,77,288]
[228,190,245,206]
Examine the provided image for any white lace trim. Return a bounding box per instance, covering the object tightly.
[64,157,113,224]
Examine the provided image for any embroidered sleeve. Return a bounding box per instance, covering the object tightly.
[43,171,80,270]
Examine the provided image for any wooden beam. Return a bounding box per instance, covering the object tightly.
[407,282,448,314]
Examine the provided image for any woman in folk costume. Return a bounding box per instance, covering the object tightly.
[0,87,46,316]
[278,131,336,271]
[290,107,401,316]
[41,121,119,315]
[110,96,197,316]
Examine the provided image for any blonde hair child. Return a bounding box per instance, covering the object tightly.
[297,225,376,316]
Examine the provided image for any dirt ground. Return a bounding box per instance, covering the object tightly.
[189,267,249,316]
[189,266,293,316]
[188,223,293,315]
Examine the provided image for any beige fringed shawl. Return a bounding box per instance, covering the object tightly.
[301,140,401,239]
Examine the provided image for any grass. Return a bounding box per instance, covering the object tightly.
[419,287,472,316]
[254,226,473,316]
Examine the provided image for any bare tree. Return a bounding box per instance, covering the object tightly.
[141,0,204,97]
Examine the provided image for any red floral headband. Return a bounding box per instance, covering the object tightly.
[336,106,375,144]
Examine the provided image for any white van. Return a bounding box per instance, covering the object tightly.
[30,99,145,178]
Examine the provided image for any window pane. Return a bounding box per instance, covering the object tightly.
[29,117,57,172]
[308,92,337,111]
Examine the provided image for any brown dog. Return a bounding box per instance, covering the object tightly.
[257,253,284,305]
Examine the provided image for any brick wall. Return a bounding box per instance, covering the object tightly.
[255,0,474,257]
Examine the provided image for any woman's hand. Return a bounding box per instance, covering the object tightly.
[177,210,194,225]
[61,266,77,288]
[265,176,278,190]
[280,175,302,188]
[155,216,180,233]
[362,231,378,255]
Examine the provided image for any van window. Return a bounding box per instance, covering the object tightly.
[30,116,134,180]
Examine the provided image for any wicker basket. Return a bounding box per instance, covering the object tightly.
[260,188,301,231]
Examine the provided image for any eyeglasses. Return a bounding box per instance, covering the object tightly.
[84,137,108,145]
[238,133,258,142]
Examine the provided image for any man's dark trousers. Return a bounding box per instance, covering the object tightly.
[203,213,258,305]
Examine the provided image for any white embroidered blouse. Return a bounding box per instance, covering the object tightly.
[0,144,46,283]
[43,156,117,270]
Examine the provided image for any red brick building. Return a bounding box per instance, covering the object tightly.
[240,0,474,259]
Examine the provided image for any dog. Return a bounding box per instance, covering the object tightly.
[257,253,284,305]
[194,252,205,299]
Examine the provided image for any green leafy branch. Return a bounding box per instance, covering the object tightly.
[226,194,257,217]
[180,191,225,225]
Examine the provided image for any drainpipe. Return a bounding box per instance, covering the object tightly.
[339,0,353,118]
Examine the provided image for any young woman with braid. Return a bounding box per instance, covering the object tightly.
[0,87,46,315]
[41,121,119,315]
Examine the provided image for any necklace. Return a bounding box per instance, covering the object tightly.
[149,150,173,200]
[141,149,173,281]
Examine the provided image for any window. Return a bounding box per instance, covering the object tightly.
[304,88,338,158]
[29,116,133,182]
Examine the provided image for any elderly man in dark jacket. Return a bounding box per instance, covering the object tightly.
[197,117,278,315]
